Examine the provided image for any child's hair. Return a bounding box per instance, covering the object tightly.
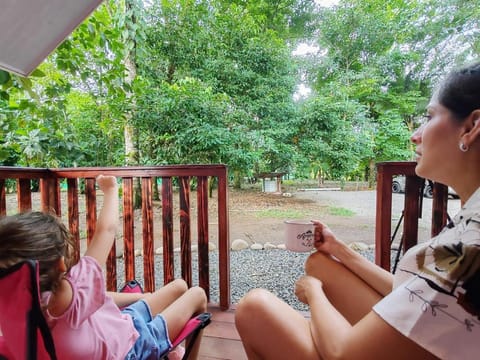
[0,211,76,293]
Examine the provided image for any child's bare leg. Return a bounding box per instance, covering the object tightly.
[159,286,207,335]
[305,252,382,324]
[143,279,189,315]
[236,288,319,360]
[148,286,207,359]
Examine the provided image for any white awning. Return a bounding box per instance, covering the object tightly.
[0,0,104,77]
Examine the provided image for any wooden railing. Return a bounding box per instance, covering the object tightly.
[375,161,449,271]
[0,165,231,310]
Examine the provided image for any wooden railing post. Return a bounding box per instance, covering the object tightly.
[402,175,423,251]
[218,171,230,310]
[376,161,420,270]
[179,177,192,287]
[66,178,81,263]
[0,179,5,216]
[122,177,135,284]
[84,178,97,246]
[17,179,32,212]
[162,177,175,284]
[39,173,62,215]
[141,177,155,292]
[375,161,450,272]
[197,176,210,301]
[375,162,393,270]
[431,183,448,236]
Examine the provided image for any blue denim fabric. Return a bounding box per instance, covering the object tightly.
[122,300,172,360]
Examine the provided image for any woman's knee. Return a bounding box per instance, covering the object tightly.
[236,288,274,323]
[238,288,274,307]
[304,251,332,277]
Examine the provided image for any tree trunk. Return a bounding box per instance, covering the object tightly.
[232,171,242,189]
[153,177,160,201]
[208,176,217,198]
[368,159,376,189]
[124,0,141,208]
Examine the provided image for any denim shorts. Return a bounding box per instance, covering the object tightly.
[122,300,173,360]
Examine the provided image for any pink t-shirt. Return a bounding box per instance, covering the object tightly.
[43,256,139,359]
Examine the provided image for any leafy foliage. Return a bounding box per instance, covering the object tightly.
[0,0,478,187]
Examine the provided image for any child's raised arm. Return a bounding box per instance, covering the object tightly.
[84,175,119,267]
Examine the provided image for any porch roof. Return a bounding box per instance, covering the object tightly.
[0,0,103,76]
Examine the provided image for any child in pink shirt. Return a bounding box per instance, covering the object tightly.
[0,175,207,359]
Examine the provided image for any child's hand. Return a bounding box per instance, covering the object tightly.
[96,175,117,192]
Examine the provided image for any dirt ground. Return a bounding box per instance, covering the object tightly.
[227,188,375,247]
[112,186,382,253]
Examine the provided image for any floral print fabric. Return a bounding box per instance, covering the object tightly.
[373,187,480,359]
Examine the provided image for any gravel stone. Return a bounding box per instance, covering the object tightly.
[116,248,400,312]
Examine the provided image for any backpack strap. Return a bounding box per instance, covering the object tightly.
[27,261,57,360]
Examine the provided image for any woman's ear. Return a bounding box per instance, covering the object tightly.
[460,110,480,147]
[472,109,480,127]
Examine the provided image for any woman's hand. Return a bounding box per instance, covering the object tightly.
[311,220,343,255]
[294,275,323,305]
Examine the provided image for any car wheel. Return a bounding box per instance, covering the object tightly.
[424,184,433,198]
[392,181,402,193]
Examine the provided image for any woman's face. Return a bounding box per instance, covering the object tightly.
[410,99,464,185]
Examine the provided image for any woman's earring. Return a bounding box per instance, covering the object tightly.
[459,142,469,152]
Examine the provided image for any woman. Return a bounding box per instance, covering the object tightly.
[235,62,480,359]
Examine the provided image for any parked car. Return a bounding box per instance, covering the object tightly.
[391,175,459,199]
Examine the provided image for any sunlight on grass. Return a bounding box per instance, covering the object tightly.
[328,206,355,217]
[254,208,316,219]
[252,206,354,219]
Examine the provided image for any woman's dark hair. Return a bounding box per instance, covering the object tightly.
[0,211,76,293]
[436,61,480,120]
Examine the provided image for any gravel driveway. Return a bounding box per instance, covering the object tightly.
[228,188,462,249]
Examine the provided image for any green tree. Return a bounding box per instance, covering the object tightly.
[301,0,478,184]
[135,0,302,187]
[295,94,373,181]
[0,0,127,167]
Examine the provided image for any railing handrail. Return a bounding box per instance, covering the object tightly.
[0,164,228,177]
[0,164,231,310]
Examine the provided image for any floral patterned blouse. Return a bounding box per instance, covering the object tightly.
[373,187,480,359]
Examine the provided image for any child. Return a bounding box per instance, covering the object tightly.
[0,175,207,359]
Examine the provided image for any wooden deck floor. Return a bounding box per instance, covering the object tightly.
[198,304,247,360]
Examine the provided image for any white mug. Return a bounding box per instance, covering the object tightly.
[284,220,314,252]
